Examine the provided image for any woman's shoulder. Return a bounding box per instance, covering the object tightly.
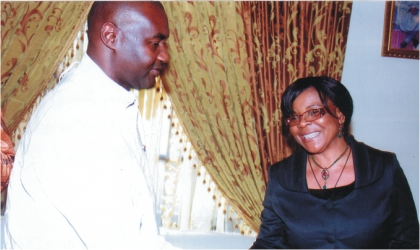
[268,149,307,191]
[349,136,401,188]
[349,136,397,163]
[270,149,306,170]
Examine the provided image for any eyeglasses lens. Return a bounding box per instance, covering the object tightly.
[286,108,325,126]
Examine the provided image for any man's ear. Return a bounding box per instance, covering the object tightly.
[101,22,118,50]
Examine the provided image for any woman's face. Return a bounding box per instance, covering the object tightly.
[289,87,344,154]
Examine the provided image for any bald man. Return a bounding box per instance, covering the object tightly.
[4,2,174,249]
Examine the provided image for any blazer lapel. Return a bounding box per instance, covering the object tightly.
[276,136,385,192]
[349,136,385,189]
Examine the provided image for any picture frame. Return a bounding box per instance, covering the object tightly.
[382,1,419,59]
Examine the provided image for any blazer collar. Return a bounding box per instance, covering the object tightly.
[279,136,385,192]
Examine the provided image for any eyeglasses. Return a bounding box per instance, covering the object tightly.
[285,108,326,127]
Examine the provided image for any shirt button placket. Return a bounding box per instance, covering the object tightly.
[324,200,336,246]
[324,200,334,210]
[327,235,336,244]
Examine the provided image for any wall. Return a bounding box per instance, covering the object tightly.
[342,1,419,212]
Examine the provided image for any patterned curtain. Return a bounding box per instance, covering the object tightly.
[244,1,353,183]
[1,1,93,133]
[158,105,256,235]
[161,1,265,231]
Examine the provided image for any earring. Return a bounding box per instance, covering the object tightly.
[338,125,343,138]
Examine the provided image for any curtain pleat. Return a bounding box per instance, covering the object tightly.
[1,1,93,132]
[161,1,265,231]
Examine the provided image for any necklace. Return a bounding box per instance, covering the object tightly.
[309,148,351,189]
[334,148,351,188]
[309,145,349,189]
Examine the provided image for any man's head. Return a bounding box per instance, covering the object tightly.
[87,1,170,90]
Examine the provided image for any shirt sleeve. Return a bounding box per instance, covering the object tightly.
[388,154,419,249]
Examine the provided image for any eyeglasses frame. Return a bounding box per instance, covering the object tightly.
[285,108,326,127]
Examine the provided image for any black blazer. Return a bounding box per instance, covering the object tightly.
[251,136,419,249]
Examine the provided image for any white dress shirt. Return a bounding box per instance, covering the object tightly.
[4,55,169,249]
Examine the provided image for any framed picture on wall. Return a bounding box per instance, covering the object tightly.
[382,1,419,59]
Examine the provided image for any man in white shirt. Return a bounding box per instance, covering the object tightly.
[4,2,173,249]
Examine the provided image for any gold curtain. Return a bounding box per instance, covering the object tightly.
[161,1,265,231]
[244,1,353,182]
[1,1,93,132]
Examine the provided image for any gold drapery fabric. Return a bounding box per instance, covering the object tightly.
[1,1,93,132]
[161,1,265,231]
[244,1,353,182]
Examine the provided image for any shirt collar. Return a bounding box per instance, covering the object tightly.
[79,55,137,109]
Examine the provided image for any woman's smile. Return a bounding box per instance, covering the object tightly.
[302,131,320,140]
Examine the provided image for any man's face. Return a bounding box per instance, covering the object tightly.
[114,3,170,90]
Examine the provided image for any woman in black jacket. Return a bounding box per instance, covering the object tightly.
[250,76,419,249]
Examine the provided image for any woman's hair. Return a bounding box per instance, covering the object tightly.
[281,76,353,138]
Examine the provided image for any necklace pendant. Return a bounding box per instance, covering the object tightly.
[321,169,329,180]
[323,184,327,189]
